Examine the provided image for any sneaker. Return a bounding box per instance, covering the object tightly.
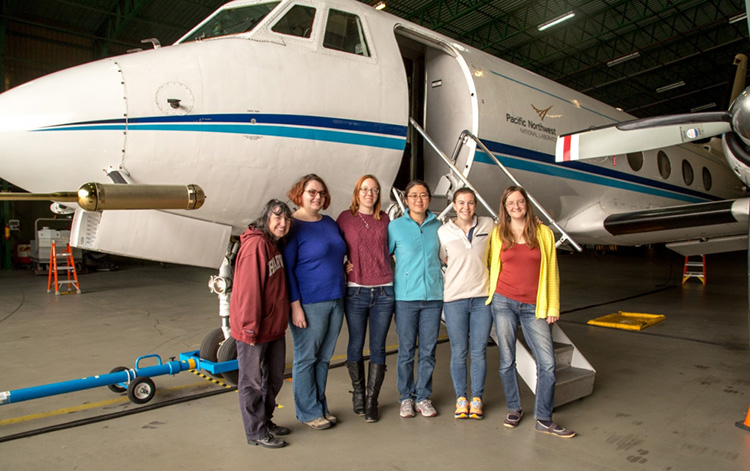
[251,432,286,448]
[267,422,290,436]
[469,397,483,420]
[416,399,438,417]
[454,397,469,419]
[503,410,523,428]
[535,420,576,438]
[325,413,338,425]
[303,417,332,430]
[399,399,416,418]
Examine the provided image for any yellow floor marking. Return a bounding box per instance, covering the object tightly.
[0,381,212,426]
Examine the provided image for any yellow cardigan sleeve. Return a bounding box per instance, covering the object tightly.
[535,225,560,318]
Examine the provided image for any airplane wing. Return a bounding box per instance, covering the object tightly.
[563,198,750,256]
[555,112,732,162]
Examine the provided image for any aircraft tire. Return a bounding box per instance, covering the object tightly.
[107,366,129,393]
[216,337,238,386]
[199,327,224,362]
[127,376,156,404]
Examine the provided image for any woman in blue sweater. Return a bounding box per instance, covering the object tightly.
[282,174,346,431]
[388,180,443,418]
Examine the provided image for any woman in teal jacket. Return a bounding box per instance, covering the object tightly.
[388,180,443,418]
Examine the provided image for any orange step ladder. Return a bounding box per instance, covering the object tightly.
[47,241,81,295]
[682,254,706,285]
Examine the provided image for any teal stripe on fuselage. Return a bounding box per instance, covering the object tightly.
[474,150,706,204]
[36,123,407,151]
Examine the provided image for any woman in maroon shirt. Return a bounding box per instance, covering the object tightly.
[230,199,293,448]
[336,174,394,422]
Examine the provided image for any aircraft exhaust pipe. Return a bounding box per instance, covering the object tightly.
[0,183,206,211]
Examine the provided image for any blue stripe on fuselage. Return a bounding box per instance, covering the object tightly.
[35,114,407,151]
[34,112,713,202]
[474,140,716,203]
[39,113,407,138]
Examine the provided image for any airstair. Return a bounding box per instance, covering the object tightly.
[406,119,596,407]
[47,241,81,295]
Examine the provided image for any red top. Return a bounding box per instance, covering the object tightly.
[336,210,393,286]
[495,243,541,304]
[230,227,290,345]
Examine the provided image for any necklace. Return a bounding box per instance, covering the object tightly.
[358,212,370,229]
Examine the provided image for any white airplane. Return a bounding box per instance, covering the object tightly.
[1,0,749,327]
[2,0,747,263]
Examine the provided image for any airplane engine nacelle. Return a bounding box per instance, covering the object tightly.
[722,88,750,187]
[721,131,750,187]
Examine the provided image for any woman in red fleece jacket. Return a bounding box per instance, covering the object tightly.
[230,199,293,449]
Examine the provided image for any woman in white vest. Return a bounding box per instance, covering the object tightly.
[437,188,494,420]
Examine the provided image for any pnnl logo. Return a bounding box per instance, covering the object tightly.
[531,104,553,120]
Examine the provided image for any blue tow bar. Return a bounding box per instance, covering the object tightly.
[0,354,197,405]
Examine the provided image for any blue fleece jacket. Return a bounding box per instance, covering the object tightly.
[388,209,443,301]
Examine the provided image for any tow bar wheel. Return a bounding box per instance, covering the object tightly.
[127,376,156,404]
[107,366,130,393]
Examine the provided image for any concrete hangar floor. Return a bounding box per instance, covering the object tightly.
[0,246,748,471]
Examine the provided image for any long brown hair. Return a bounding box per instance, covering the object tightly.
[498,186,538,250]
[287,174,331,210]
[349,174,382,220]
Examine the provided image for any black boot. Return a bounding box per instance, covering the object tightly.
[365,363,386,423]
[346,360,366,416]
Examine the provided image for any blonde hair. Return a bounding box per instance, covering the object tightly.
[349,174,382,220]
[498,186,538,250]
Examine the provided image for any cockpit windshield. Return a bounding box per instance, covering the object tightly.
[181,2,281,43]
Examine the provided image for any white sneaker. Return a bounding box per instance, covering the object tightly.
[399,399,416,418]
[416,399,437,417]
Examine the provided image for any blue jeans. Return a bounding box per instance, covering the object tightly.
[443,297,492,399]
[290,298,344,423]
[491,294,556,421]
[345,286,394,364]
[394,300,443,402]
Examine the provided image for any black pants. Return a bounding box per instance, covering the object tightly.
[236,336,286,441]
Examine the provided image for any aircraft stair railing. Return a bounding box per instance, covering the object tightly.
[408,118,595,407]
[451,127,582,252]
[409,119,498,223]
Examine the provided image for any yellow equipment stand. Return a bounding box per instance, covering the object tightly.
[47,241,81,295]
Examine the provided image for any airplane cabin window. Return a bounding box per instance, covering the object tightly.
[323,9,370,56]
[627,152,643,171]
[682,159,694,186]
[182,2,281,42]
[657,151,671,179]
[272,5,316,38]
[702,167,712,191]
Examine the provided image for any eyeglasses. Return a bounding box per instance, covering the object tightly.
[306,189,327,198]
[359,187,380,195]
[505,199,526,208]
[406,193,430,200]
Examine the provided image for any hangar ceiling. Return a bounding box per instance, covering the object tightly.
[1,0,748,119]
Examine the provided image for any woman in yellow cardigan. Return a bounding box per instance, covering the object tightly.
[486,186,575,438]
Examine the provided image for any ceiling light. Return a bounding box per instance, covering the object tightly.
[691,103,716,112]
[607,52,640,67]
[374,2,386,10]
[729,13,747,24]
[656,81,685,93]
[538,12,575,31]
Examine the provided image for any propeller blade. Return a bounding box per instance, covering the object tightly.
[556,112,732,162]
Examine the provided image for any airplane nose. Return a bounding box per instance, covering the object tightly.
[0,58,127,192]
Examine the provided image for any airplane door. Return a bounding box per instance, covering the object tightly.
[394,26,478,195]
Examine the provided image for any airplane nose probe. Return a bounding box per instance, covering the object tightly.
[0,183,206,211]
